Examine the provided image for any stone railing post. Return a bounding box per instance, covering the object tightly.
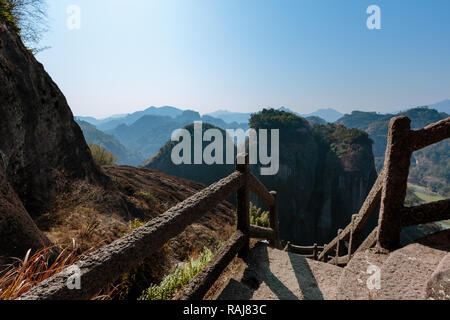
[335,229,343,264]
[348,214,360,260]
[269,191,281,249]
[236,153,250,258]
[377,116,412,250]
[313,243,318,261]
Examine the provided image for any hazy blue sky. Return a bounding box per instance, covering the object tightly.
[37,0,450,118]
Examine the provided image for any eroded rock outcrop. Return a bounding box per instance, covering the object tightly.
[0,165,50,263]
[251,111,378,245]
[0,22,117,259]
[0,22,236,265]
[147,109,378,245]
[0,23,109,216]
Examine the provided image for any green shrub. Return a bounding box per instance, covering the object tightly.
[135,191,159,204]
[139,247,213,300]
[249,202,270,228]
[128,218,145,231]
[88,143,116,165]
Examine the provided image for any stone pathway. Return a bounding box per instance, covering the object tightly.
[215,233,450,300]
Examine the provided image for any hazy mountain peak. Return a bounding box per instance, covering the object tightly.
[430,99,450,115]
[302,108,343,123]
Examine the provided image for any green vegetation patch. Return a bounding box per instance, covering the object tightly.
[88,143,117,165]
[139,247,213,300]
[250,108,310,130]
[249,202,270,228]
[408,183,445,203]
[0,0,19,32]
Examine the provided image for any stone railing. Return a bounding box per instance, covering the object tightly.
[284,242,325,260]
[319,116,450,265]
[19,154,280,300]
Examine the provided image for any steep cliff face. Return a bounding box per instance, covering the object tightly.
[0,23,108,216]
[147,109,378,245]
[253,123,321,243]
[250,110,378,244]
[0,22,122,260]
[0,22,236,268]
[0,164,51,263]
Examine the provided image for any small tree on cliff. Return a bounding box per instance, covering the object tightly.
[88,143,117,166]
[0,0,48,52]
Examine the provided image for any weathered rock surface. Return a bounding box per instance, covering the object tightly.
[0,23,108,217]
[418,229,450,300]
[376,243,447,300]
[426,253,450,300]
[0,166,51,263]
[0,22,118,260]
[214,232,450,301]
[336,249,389,300]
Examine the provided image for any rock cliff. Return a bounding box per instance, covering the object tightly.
[0,22,114,260]
[250,110,378,244]
[147,109,378,245]
[0,165,51,263]
[0,22,235,266]
[0,23,109,217]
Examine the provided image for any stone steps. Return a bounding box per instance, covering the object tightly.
[335,249,389,300]
[335,242,449,300]
[217,243,342,300]
[426,252,450,300]
[215,233,450,300]
[375,243,447,300]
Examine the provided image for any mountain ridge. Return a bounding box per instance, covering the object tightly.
[146,109,378,244]
[336,107,449,196]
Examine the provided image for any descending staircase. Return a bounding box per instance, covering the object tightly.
[214,230,450,300]
[216,243,342,300]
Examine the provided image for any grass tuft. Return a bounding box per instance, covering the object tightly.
[139,247,213,300]
[0,246,80,300]
[249,202,270,227]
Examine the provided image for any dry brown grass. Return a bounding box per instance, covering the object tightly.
[0,245,121,300]
[45,207,127,252]
[0,246,80,300]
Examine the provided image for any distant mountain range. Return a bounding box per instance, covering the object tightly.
[77,106,185,131]
[75,105,335,166]
[204,110,253,124]
[336,107,449,196]
[302,108,344,122]
[76,103,449,192]
[76,108,249,163]
[76,120,146,166]
[430,99,450,115]
[76,105,347,129]
[204,107,343,124]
